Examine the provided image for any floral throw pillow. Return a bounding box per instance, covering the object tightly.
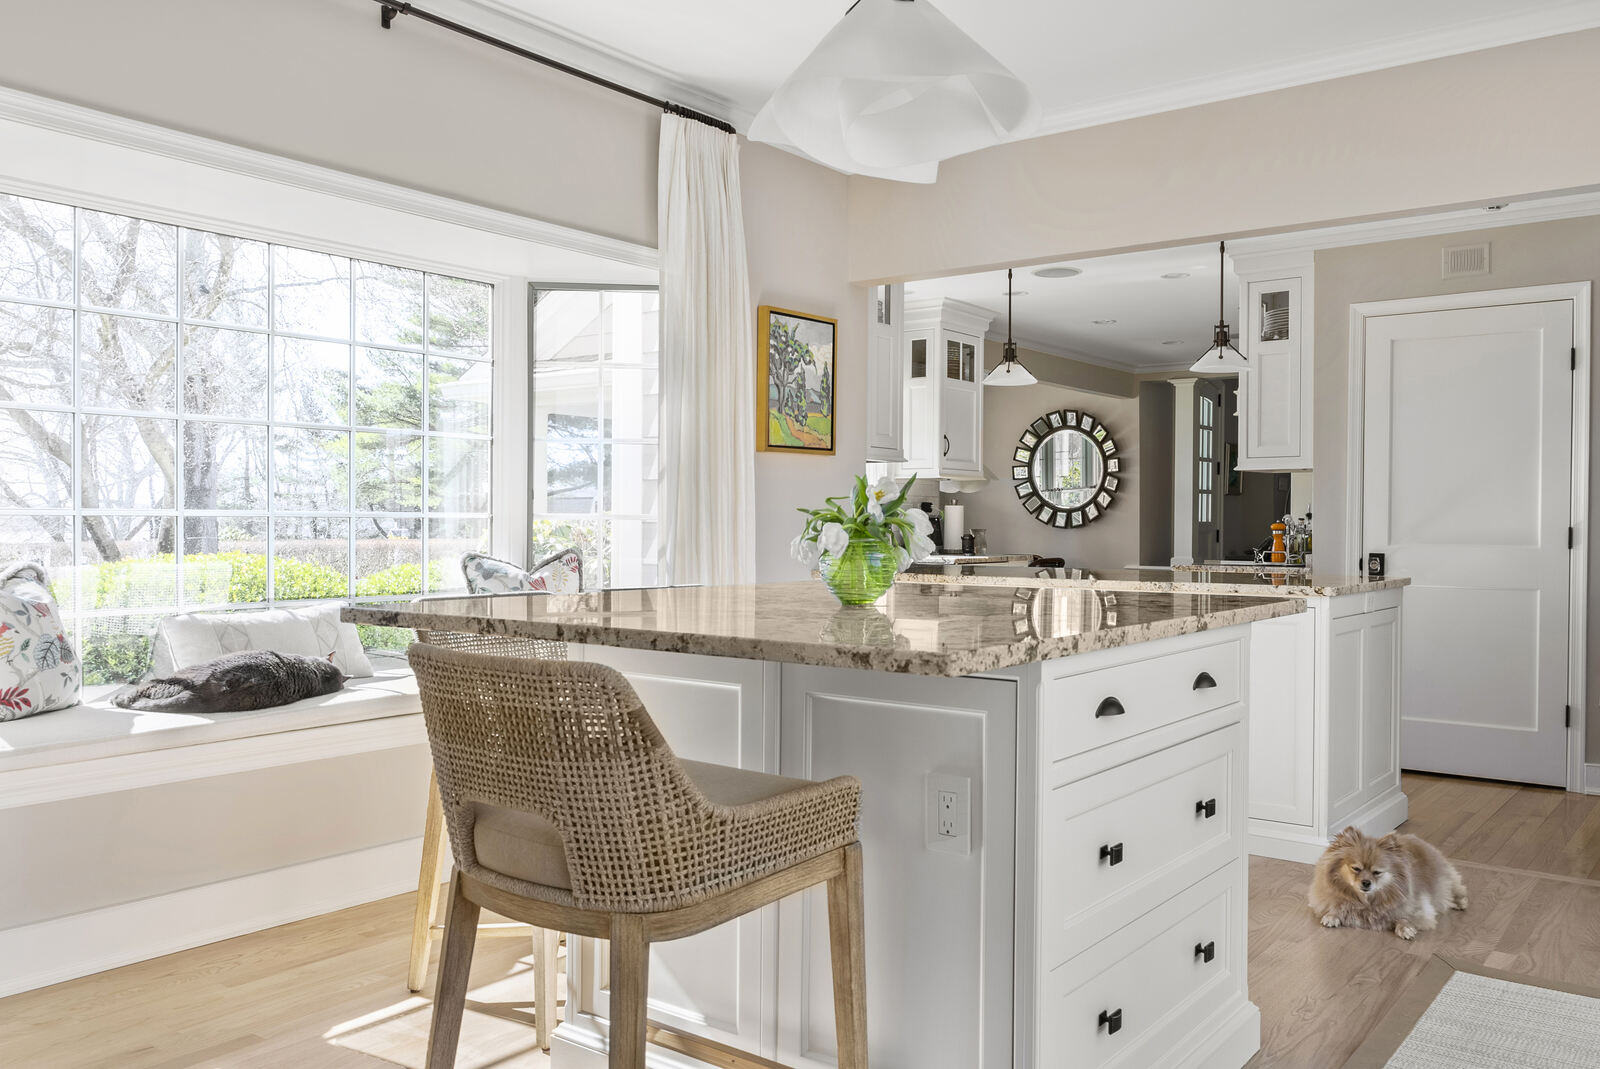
[461,550,584,595]
[0,562,81,720]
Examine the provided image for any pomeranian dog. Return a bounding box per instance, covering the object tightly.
[1309,826,1468,940]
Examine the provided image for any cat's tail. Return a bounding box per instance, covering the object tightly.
[111,682,205,714]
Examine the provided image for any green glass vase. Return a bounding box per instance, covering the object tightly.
[817,535,899,605]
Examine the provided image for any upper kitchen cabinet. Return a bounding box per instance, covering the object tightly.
[865,283,907,462]
[1234,251,1314,471]
[901,297,995,479]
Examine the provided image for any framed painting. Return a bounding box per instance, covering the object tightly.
[757,305,836,454]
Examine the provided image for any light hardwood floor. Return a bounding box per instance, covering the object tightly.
[4,771,1598,1068]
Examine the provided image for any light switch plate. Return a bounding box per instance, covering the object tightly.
[925,772,972,855]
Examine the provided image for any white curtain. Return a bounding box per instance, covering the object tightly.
[657,113,755,586]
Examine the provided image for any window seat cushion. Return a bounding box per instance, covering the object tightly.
[0,661,418,772]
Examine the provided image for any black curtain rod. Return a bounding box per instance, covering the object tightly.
[372,1,736,135]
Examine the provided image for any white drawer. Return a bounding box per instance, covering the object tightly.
[1041,634,1242,773]
[1038,863,1244,1069]
[1039,724,1240,966]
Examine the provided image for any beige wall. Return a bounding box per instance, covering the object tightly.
[0,0,661,246]
[742,141,868,581]
[965,376,1142,568]
[1312,216,1600,760]
[847,29,1600,284]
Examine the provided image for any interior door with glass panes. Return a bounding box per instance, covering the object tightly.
[1194,379,1222,555]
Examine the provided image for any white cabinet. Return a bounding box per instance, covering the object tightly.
[864,283,906,463]
[1247,589,1406,862]
[1233,252,1313,472]
[900,298,993,479]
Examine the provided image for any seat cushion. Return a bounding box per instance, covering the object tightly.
[470,760,814,891]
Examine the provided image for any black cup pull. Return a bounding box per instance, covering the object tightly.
[1098,1008,1123,1035]
[1195,940,1216,964]
[1095,696,1126,719]
[1193,671,1217,690]
[1099,842,1124,866]
[1195,798,1217,819]
[943,433,950,457]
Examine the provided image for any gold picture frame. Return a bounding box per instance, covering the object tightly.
[757,305,837,454]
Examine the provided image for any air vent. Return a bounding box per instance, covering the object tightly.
[1441,242,1491,279]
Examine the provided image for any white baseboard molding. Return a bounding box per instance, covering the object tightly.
[1250,788,1410,864]
[1586,763,1600,795]
[0,836,421,998]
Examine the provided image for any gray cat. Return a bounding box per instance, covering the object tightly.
[113,649,347,713]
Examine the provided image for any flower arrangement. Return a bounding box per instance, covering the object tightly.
[791,475,936,603]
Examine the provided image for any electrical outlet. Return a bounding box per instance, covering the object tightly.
[926,773,971,855]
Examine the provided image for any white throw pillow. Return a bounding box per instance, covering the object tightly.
[151,604,374,679]
[0,562,81,720]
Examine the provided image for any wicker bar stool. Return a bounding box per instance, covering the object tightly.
[407,643,868,1069]
[408,628,571,1051]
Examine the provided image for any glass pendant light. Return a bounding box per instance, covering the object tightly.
[985,268,1037,386]
[749,0,1038,184]
[1189,240,1250,374]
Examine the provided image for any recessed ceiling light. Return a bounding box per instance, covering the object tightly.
[1091,319,1117,325]
[1161,340,1183,346]
[1484,203,1507,212]
[1033,266,1082,279]
[1161,272,1190,279]
[1004,289,1029,297]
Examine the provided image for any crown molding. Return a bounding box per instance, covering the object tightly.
[1026,2,1600,139]
[0,84,659,271]
[418,0,752,129]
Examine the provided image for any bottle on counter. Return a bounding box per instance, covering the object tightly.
[1270,522,1287,564]
[961,532,976,555]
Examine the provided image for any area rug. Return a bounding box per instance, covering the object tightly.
[1343,955,1600,1069]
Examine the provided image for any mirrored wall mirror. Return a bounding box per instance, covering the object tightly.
[1011,409,1122,526]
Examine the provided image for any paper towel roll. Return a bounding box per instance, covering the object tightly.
[942,504,965,551]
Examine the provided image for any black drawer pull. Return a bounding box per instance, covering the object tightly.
[1195,798,1217,819]
[1193,671,1217,690]
[1099,842,1124,866]
[1195,940,1216,963]
[1098,1008,1123,1035]
[1094,696,1126,719]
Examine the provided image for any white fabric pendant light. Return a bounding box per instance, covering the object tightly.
[1189,240,1250,374]
[985,268,1036,386]
[749,0,1038,183]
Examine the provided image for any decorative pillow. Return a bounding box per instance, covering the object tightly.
[462,549,584,595]
[0,562,80,720]
[150,604,374,679]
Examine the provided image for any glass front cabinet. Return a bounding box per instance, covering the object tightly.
[900,297,994,479]
[1234,250,1314,471]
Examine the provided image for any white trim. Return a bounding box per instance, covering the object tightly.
[1585,763,1600,795]
[0,84,658,272]
[0,714,426,810]
[1346,283,1591,793]
[0,836,421,998]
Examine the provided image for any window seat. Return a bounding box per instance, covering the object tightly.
[0,662,419,773]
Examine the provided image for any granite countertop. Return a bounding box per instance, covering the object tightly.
[342,581,1304,678]
[902,564,1409,598]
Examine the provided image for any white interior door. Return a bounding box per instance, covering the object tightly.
[1362,299,1574,786]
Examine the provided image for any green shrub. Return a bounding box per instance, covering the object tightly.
[81,633,153,687]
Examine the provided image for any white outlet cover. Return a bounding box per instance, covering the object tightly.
[925,772,973,856]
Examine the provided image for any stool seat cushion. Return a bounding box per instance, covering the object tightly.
[471,759,816,892]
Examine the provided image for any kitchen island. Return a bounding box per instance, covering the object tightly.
[904,565,1413,862]
[346,582,1304,1069]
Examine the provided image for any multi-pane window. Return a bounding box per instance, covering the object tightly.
[529,287,659,590]
[0,192,493,683]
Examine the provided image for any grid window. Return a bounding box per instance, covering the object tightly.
[529,287,659,590]
[0,191,494,683]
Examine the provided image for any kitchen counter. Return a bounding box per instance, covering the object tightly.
[903,563,1409,598]
[342,579,1304,677]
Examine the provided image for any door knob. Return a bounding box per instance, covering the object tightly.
[1195,798,1217,819]
[1098,1008,1123,1035]
[1094,696,1125,719]
[1099,842,1124,866]
[1195,940,1216,963]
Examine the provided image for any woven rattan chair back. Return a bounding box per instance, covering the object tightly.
[413,627,569,661]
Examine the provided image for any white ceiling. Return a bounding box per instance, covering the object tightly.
[906,244,1239,372]
[440,0,1600,137]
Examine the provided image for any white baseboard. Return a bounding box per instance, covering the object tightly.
[0,836,421,998]
[1249,788,1410,864]
[1586,763,1600,795]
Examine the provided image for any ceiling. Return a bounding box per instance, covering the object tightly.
[906,244,1238,372]
[440,0,1600,137]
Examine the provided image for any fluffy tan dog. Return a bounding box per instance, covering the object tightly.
[1309,826,1468,940]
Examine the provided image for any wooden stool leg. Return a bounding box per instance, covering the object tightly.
[534,926,560,1051]
[426,872,481,1069]
[608,914,649,1069]
[827,843,868,1069]
[408,771,448,992]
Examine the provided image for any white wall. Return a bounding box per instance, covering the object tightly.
[1311,215,1600,760]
